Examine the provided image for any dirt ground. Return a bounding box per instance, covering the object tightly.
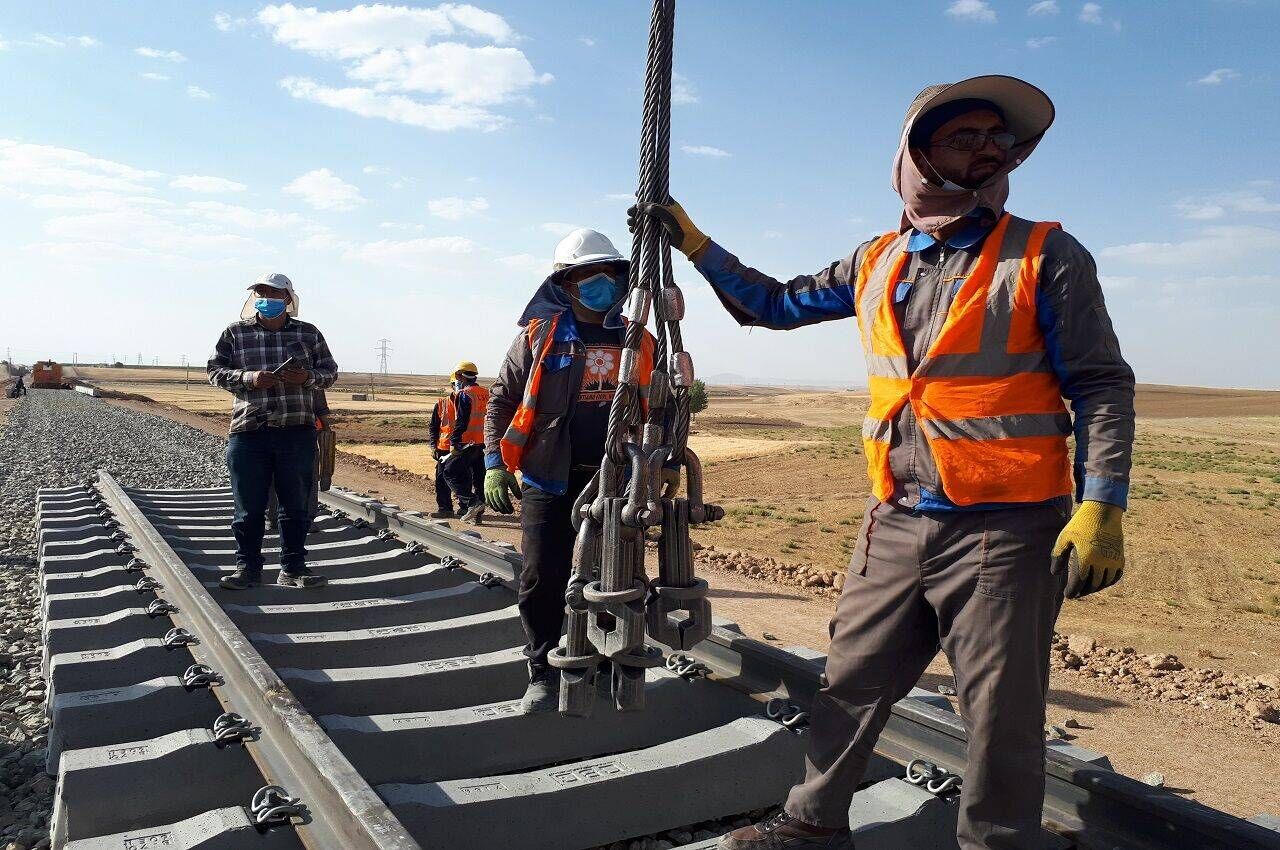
[90,384,1280,819]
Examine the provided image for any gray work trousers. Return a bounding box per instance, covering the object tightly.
[785,497,1070,850]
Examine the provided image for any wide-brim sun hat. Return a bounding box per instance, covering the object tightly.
[903,74,1055,146]
[240,272,300,320]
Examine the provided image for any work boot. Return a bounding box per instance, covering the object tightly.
[428,509,456,519]
[277,568,328,589]
[461,503,486,525]
[219,568,260,590]
[718,812,851,849]
[520,665,560,714]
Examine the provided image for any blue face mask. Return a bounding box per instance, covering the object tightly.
[254,297,287,319]
[573,273,622,312]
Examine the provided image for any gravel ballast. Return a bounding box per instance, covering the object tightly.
[0,390,228,850]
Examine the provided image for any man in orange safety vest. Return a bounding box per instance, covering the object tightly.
[635,75,1135,850]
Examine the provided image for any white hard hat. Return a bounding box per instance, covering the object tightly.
[240,272,300,319]
[552,228,625,270]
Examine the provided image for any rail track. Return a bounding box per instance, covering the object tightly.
[34,472,1280,849]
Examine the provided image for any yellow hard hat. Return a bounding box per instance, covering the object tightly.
[453,361,479,378]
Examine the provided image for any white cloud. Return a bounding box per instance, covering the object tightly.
[31,34,99,48]
[169,174,247,193]
[578,36,595,47]
[946,0,997,23]
[1026,36,1058,48]
[38,205,267,268]
[348,235,478,269]
[1100,225,1280,266]
[672,72,699,105]
[1028,1,1059,14]
[28,192,170,211]
[187,200,304,229]
[213,12,249,32]
[539,222,581,236]
[428,195,489,219]
[363,165,388,175]
[1195,68,1240,86]
[186,85,214,100]
[604,192,634,201]
[0,139,161,194]
[140,72,170,81]
[1175,190,1280,220]
[1079,2,1103,23]
[280,77,505,132]
[135,46,187,62]
[378,221,426,232]
[346,43,552,106]
[282,167,365,211]
[681,144,730,158]
[259,3,516,53]
[259,3,551,132]
[495,253,548,274]
[0,138,302,271]
[1176,203,1225,221]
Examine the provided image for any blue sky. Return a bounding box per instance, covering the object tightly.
[2,0,1277,388]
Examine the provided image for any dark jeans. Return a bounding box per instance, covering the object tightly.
[227,426,317,577]
[434,457,454,512]
[441,445,486,510]
[518,466,596,669]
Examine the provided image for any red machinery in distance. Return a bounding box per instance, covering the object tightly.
[31,361,65,389]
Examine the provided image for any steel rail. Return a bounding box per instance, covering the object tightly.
[99,472,420,850]
[320,485,1280,850]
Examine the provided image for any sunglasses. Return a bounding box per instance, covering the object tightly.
[931,131,1016,152]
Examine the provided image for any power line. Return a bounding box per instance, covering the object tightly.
[374,339,392,376]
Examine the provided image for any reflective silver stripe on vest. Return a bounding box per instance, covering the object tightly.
[862,417,893,442]
[975,216,1036,358]
[863,353,910,378]
[919,411,1072,442]
[500,320,555,448]
[502,427,530,448]
[857,232,912,364]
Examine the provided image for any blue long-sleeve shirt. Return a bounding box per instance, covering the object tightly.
[692,214,1135,511]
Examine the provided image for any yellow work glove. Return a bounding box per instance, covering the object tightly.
[1051,500,1124,599]
[627,198,710,258]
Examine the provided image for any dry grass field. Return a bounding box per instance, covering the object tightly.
[81,365,1280,679]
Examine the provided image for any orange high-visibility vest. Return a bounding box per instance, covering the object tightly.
[499,314,656,473]
[435,385,489,451]
[455,383,488,446]
[856,213,1073,506]
[433,397,452,452]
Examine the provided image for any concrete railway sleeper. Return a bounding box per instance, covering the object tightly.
[28,475,1280,850]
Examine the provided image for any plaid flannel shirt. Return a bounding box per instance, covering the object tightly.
[207,317,338,433]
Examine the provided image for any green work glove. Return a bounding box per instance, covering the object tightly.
[628,198,710,259]
[484,468,520,514]
[1051,501,1125,599]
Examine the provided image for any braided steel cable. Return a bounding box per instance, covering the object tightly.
[556,0,718,716]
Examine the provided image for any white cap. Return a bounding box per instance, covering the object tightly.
[552,228,625,270]
[241,272,300,319]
